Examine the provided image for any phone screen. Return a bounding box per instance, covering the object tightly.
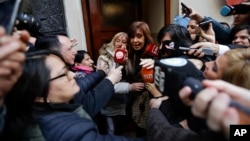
[0,0,22,34]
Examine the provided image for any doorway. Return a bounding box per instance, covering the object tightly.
[81,0,170,61]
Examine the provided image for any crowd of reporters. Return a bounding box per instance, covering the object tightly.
[0,1,250,141]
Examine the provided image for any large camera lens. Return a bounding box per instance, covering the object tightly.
[15,12,42,37]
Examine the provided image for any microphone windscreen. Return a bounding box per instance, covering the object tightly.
[144,43,159,57]
[154,57,206,132]
[220,6,232,16]
[154,58,203,96]
[114,48,127,65]
[220,4,250,16]
[141,67,154,83]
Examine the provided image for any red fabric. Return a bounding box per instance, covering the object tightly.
[226,0,244,6]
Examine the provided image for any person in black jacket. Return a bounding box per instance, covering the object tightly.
[32,34,115,117]
[2,50,144,141]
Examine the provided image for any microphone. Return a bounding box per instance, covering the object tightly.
[220,4,250,16]
[141,67,154,83]
[143,43,159,57]
[154,57,206,132]
[114,48,127,67]
[162,40,214,56]
[184,77,250,116]
[140,44,158,82]
[154,57,250,132]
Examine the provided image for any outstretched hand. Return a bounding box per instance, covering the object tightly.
[0,27,30,105]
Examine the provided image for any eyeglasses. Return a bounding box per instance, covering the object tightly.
[49,69,70,81]
[49,73,67,81]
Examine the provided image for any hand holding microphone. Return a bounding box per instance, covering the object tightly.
[180,79,250,138]
[188,42,219,57]
[162,40,214,57]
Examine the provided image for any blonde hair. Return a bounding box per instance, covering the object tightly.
[222,48,250,89]
[107,32,128,51]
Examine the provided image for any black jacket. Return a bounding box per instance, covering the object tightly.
[147,108,227,141]
[73,70,111,117]
[34,103,144,141]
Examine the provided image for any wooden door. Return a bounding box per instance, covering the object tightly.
[81,0,141,61]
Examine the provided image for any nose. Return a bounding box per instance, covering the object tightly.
[90,59,94,64]
[233,37,241,44]
[132,37,138,42]
[117,41,122,46]
[121,43,127,49]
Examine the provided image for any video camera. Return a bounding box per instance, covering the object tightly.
[154,57,250,131]
[15,12,42,37]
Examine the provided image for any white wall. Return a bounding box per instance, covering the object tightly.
[63,0,87,51]
[171,0,233,25]
[142,0,164,42]
[142,0,233,43]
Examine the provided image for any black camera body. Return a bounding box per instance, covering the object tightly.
[154,57,207,132]
[15,12,42,37]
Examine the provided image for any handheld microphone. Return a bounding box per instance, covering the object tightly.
[143,43,159,57]
[141,67,154,83]
[114,48,127,67]
[162,40,214,56]
[220,4,250,16]
[154,57,250,129]
[184,77,250,116]
[154,57,206,132]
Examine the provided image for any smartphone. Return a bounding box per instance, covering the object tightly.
[198,20,212,31]
[181,2,191,16]
[0,0,22,35]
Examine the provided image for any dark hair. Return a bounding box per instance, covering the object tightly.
[157,24,193,47]
[34,35,61,51]
[2,50,65,141]
[126,21,154,82]
[127,21,154,56]
[228,24,250,43]
[127,21,154,45]
[74,50,88,63]
[157,24,193,58]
